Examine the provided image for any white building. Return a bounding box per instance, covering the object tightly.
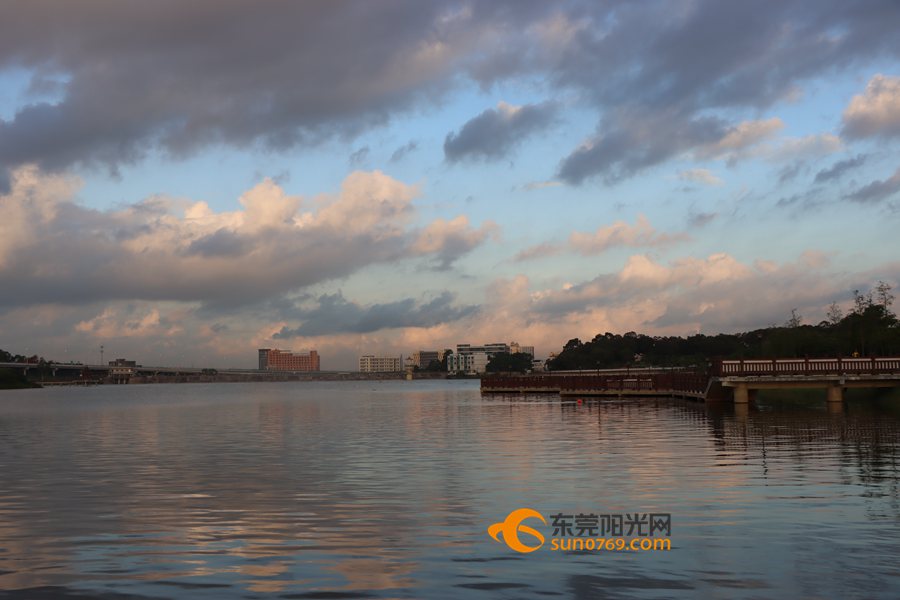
[448,341,521,374]
[359,355,402,372]
[447,352,475,373]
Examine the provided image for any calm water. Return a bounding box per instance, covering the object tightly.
[1,381,899,599]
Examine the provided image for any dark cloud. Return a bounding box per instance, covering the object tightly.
[558,109,727,184]
[0,1,897,185]
[348,146,370,167]
[549,0,899,184]
[0,1,555,179]
[814,154,868,184]
[273,291,477,337]
[845,167,900,204]
[184,228,249,258]
[390,140,419,163]
[687,212,718,228]
[444,102,556,162]
[778,161,806,184]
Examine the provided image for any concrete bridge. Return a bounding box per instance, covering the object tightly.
[710,357,900,404]
[481,357,900,404]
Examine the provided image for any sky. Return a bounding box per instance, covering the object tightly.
[0,0,899,369]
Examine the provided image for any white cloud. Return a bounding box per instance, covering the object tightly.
[0,166,495,308]
[569,215,689,255]
[842,74,900,139]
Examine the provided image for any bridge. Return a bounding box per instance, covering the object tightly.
[481,357,900,404]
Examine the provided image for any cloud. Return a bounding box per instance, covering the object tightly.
[389,140,419,162]
[0,166,495,308]
[272,291,478,337]
[557,109,728,184]
[412,215,500,269]
[0,2,557,182]
[514,215,688,262]
[687,212,718,227]
[444,101,556,162]
[768,133,842,161]
[513,242,562,262]
[569,215,689,255]
[522,250,855,334]
[348,146,370,167]
[694,118,785,162]
[678,168,723,186]
[845,167,900,204]
[0,2,897,186]
[842,74,900,139]
[814,154,868,183]
[522,180,562,191]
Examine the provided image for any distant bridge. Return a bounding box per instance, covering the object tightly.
[481,357,900,404]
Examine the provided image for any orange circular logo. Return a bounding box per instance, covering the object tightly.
[488,508,546,553]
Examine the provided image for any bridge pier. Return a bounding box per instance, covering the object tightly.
[826,384,844,404]
[733,384,757,404]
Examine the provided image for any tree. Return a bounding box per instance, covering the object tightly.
[486,352,532,373]
[875,280,894,311]
[785,308,802,328]
[826,302,843,325]
[440,349,453,371]
[854,289,873,315]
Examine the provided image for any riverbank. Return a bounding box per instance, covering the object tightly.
[0,368,41,389]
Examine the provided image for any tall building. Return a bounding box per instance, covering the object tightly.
[359,355,402,372]
[258,348,320,372]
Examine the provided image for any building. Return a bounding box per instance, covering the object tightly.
[258,348,320,372]
[449,342,511,374]
[447,352,475,373]
[509,342,535,357]
[108,358,138,367]
[410,350,440,368]
[446,341,536,374]
[359,355,402,372]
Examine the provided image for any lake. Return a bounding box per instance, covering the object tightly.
[1,381,899,599]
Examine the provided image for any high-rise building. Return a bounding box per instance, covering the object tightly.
[258,349,320,372]
[359,355,402,372]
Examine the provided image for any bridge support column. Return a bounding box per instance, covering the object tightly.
[826,384,844,404]
[733,384,753,404]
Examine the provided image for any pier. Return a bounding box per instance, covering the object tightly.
[481,357,900,404]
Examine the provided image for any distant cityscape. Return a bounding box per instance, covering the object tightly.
[258,342,545,375]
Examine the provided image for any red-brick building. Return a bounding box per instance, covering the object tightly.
[258,348,320,372]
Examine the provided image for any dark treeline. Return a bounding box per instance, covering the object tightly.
[548,282,899,371]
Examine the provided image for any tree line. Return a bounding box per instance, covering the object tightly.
[547,282,899,371]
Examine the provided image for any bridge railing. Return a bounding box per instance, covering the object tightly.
[714,357,900,377]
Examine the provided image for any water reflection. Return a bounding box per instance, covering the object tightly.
[0,382,899,598]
